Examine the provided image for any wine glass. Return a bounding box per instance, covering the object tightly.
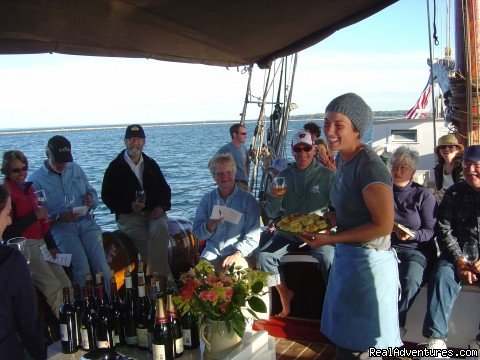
[7,237,31,264]
[65,195,75,212]
[463,242,479,266]
[135,190,146,205]
[34,189,47,208]
[34,189,49,223]
[272,177,286,212]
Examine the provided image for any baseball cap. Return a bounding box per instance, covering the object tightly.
[462,145,480,163]
[291,131,314,147]
[125,124,146,139]
[268,158,288,173]
[47,135,73,163]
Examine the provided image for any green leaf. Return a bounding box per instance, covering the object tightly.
[231,313,246,338]
[246,307,259,319]
[248,296,267,313]
[251,280,264,294]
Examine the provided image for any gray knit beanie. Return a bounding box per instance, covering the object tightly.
[325,93,372,137]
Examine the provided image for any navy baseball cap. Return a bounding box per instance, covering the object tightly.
[47,135,73,163]
[125,124,146,139]
[463,145,480,163]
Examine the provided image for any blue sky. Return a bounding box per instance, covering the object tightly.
[0,0,453,129]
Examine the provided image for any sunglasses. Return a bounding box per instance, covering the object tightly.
[439,145,457,149]
[10,166,28,174]
[236,132,247,136]
[292,145,314,153]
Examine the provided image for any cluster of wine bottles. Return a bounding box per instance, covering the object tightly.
[59,260,199,359]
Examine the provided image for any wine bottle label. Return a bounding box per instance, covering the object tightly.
[125,276,132,289]
[153,344,166,360]
[182,329,191,346]
[137,327,149,347]
[175,337,184,354]
[138,285,146,297]
[126,335,137,345]
[97,340,110,349]
[60,324,68,342]
[80,328,90,350]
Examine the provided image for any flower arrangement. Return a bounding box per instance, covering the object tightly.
[174,260,268,338]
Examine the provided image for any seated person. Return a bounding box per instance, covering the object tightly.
[389,146,437,336]
[2,150,72,319]
[29,135,111,292]
[0,185,46,359]
[193,153,261,271]
[314,138,336,171]
[421,145,480,351]
[257,131,335,317]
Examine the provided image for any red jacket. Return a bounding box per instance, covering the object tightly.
[3,179,55,248]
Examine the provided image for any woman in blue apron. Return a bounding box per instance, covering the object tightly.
[302,93,402,359]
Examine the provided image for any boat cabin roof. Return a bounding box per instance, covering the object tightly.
[0,0,396,68]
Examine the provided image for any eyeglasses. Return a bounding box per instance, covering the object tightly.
[462,162,480,170]
[215,171,234,177]
[236,132,247,136]
[292,145,314,153]
[439,145,458,150]
[10,166,28,174]
[390,165,411,172]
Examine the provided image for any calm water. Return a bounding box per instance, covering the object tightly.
[0,120,372,231]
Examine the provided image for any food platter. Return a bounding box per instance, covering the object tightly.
[274,213,329,237]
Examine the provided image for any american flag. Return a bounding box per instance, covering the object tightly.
[405,84,432,119]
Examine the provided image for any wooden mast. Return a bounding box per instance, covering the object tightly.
[454,0,480,145]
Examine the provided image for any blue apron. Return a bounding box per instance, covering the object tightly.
[321,243,402,351]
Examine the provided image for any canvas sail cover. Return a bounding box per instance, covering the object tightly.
[0,0,396,68]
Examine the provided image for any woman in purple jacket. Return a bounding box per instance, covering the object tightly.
[0,185,46,359]
[390,146,438,337]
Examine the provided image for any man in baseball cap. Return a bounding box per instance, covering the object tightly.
[257,131,335,317]
[420,145,480,351]
[29,135,111,292]
[102,124,172,278]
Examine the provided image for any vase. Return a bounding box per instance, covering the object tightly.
[199,318,241,359]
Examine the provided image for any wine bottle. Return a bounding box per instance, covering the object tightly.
[137,260,145,290]
[95,279,115,349]
[147,277,158,351]
[166,293,184,357]
[124,267,138,347]
[110,272,126,347]
[72,284,83,349]
[80,284,96,351]
[85,273,97,309]
[59,287,77,354]
[181,309,200,350]
[136,276,150,350]
[152,297,174,360]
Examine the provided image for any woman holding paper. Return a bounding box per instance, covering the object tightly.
[389,146,437,336]
[193,153,261,271]
[1,150,71,319]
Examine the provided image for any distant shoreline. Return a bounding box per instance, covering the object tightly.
[0,118,311,135]
[1,111,411,135]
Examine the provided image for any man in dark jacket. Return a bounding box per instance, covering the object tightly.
[421,145,480,351]
[102,124,172,277]
[0,245,46,359]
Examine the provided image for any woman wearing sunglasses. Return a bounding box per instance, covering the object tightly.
[433,134,464,202]
[301,93,402,359]
[1,150,71,320]
[0,184,46,359]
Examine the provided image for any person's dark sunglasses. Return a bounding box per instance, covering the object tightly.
[10,166,28,174]
[237,132,247,135]
[292,145,313,153]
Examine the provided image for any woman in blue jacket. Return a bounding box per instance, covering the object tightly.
[0,185,46,359]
